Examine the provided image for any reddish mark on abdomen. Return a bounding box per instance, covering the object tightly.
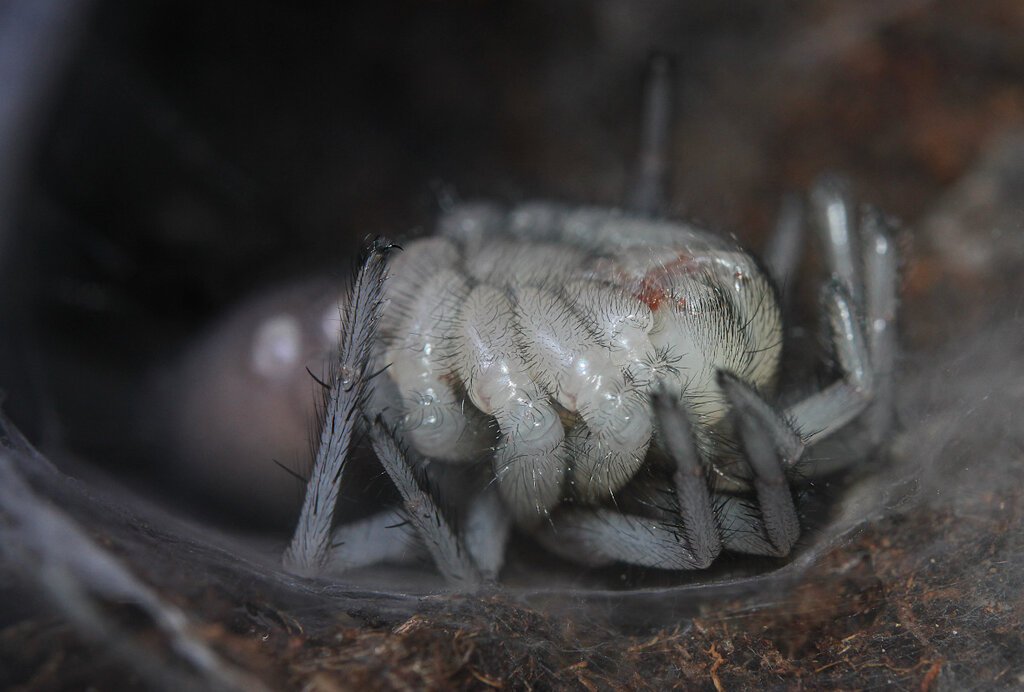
[636,282,667,310]
[632,253,697,310]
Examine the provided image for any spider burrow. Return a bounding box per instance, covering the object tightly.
[282,61,900,586]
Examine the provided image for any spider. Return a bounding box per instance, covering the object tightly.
[282,60,899,587]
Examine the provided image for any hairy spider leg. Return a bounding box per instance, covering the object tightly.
[364,419,483,586]
[534,375,803,568]
[654,386,722,567]
[717,372,801,556]
[285,240,489,585]
[284,240,392,574]
[785,176,898,457]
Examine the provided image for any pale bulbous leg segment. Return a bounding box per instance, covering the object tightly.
[385,268,492,461]
[561,280,663,388]
[493,426,567,525]
[455,284,569,522]
[512,285,654,501]
[564,422,647,503]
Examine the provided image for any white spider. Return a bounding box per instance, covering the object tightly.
[282,61,899,586]
[380,205,782,524]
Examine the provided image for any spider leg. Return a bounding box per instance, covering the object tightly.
[859,206,900,446]
[651,388,721,568]
[783,177,899,462]
[809,174,863,301]
[626,53,673,217]
[321,438,510,581]
[717,371,805,467]
[785,280,874,447]
[535,508,705,570]
[532,394,714,570]
[324,509,424,575]
[534,496,798,570]
[719,373,801,556]
[284,239,392,575]
[462,487,512,580]
[535,381,802,570]
[762,192,805,306]
[715,495,792,556]
[364,419,484,587]
[779,175,873,450]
